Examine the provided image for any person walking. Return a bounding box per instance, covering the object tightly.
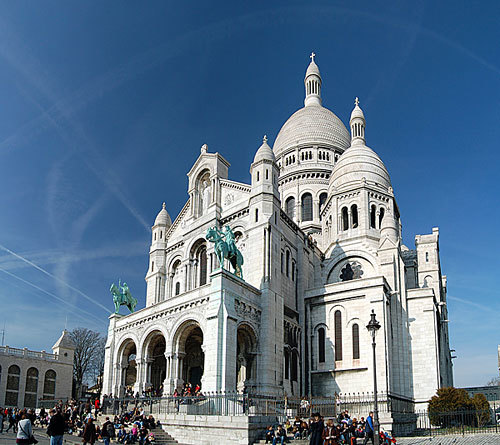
[363,412,374,445]
[83,418,97,445]
[46,408,66,445]
[16,413,33,445]
[101,417,115,445]
[0,407,4,433]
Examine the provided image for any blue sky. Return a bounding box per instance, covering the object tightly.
[0,1,499,388]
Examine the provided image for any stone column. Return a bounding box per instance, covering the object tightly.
[133,358,144,395]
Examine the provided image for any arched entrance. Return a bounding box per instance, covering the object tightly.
[236,324,257,392]
[173,322,204,389]
[143,331,166,395]
[117,339,137,395]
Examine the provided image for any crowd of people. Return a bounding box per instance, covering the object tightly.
[264,410,396,445]
[0,399,161,445]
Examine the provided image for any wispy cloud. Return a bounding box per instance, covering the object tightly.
[0,266,104,326]
[0,243,110,313]
[448,295,500,315]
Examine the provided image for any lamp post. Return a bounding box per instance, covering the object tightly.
[366,309,381,445]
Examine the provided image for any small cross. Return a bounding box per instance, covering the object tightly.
[355,97,359,106]
[263,135,268,144]
[310,52,315,62]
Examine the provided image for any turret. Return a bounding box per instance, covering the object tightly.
[350,97,366,145]
[250,135,279,197]
[304,52,322,107]
[146,203,171,306]
[52,330,75,365]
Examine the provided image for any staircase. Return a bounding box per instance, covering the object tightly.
[253,436,309,444]
[150,427,184,445]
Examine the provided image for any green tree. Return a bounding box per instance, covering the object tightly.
[428,387,474,427]
[471,393,491,427]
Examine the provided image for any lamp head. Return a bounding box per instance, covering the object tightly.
[366,309,381,336]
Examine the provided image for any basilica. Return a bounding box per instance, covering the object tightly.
[102,55,453,410]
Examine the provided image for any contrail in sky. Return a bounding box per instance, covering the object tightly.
[0,266,104,326]
[0,243,110,314]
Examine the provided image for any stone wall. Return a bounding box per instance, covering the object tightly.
[159,413,276,445]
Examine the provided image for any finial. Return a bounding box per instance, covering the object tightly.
[162,202,166,210]
[355,97,359,107]
[201,143,208,153]
[263,135,268,144]
[310,52,316,62]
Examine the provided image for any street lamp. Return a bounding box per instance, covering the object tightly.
[366,309,381,445]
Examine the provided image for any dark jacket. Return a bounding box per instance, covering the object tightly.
[47,413,66,437]
[83,422,97,444]
[309,419,325,445]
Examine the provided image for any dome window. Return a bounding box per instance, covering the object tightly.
[370,205,376,228]
[301,193,313,222]
[319,193,327,221]
[285,197,296,220]
[379,207,385,229]
[341,207,349,231]
[351,204,358,228]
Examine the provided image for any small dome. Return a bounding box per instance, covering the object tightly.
[380,211,399,242]
[306,60,320,77]
[350,100,365,121]
[253,135,275,163]
[154,202,172,227]
[273,106,351,157]
[330,144,391,192]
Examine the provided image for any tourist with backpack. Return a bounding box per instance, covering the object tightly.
[102,417,115,445]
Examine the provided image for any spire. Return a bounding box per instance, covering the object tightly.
[304,52,322,107]
[350,96,366,145]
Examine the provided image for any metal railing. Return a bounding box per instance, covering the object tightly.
[414,407,500,436]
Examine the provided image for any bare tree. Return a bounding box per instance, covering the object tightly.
[486,376,500,386]
[69,328,105,397]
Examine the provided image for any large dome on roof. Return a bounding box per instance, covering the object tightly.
[330,143,391,192]
[273,105,351,156]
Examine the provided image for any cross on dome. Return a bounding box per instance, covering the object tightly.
[162,202,166,209]
[263,135,268,144]
[355,97,359,107]
[310,52,316,62]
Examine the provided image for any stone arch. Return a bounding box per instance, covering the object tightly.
[236,323,258,392]
[325,252,377,284]
[189,238,208,287]
[115,337,138,393]
[167,255,183,297]
[141,329,167,393]
[196,168,212,216]
[24,367,39,408]
[172,320,205,389]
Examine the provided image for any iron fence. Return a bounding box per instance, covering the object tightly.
[415,408,499,436]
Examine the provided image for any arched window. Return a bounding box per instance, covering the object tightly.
[291,261,295,281]
[318,327,325,363]
[285,197,296,220]
[6,364,20,406]
[319,193,327,221]
[301,193,313,221]
[291,351,298,382]
[43,370,56,400]
[198,246,207,286]
[342,207,349,231]
[256,171,260,182]
[24,367,39,408]
[352,324,360,360]
[175,282,180,296]
[255,209,259,222]
[160,231,162,239]
[379,207,385,228]
[286,250,290,277]
[370,205,376,228]
[351,204,358,228]
[154,232,156,241]
[281,252,284,274]
[284,350,289,380]
[334,311,343,361]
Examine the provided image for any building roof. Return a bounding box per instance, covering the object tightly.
[253,135,275,163]
[52,330,75,350]
[154,202,172,226]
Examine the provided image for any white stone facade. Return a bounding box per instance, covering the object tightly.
[0,330,75,408]
[102,55,453,410]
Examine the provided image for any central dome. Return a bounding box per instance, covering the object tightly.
[273,105,351,156]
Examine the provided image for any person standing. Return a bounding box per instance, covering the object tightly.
[101,417,115,445]
[83,418,97,445]
[16,413,33,445]
[47,408,66,445]
[309,412,324,445]
[0,407,4,433]
[363,412,374,445]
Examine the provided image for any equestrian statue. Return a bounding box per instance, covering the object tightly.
[206,225,244,279]
[110,279,137,314]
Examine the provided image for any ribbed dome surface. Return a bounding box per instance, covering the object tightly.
[254,137,275,163]
[273,105,351,156]
[330,144,391,191]
[154,203,172,226]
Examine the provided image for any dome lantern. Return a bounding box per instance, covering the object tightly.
[304,52,322,107]
[350,97,366,145]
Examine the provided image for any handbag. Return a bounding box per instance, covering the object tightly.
[19,422,38,445]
